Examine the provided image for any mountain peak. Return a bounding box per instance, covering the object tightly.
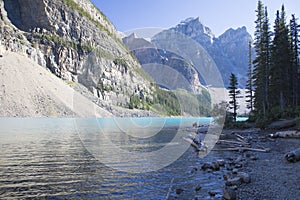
[180,17,202,25]
[172,17,215,45]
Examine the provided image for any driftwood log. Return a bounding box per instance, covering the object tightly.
[285,148,300,162]
[267,119,296,129]
[213,147,270,153]
[269,131,300,138]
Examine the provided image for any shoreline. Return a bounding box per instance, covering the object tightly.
[185,127,300,200]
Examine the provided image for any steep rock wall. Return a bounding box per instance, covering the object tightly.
[0,0,154,108]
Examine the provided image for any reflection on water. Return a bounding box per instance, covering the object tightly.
[0,118,226,199]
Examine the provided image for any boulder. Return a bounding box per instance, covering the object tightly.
[225,177,242,186]
[237,172,251,183]
[222,187,236,200]
[285,148,300,163]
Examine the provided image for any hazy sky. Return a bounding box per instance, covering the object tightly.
[92,0,300,37]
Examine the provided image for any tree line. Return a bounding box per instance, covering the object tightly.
[229,1,300,124]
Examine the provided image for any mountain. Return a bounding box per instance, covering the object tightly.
[124,17,252,88]
[169,17,252,88]
[123,33,203,93]
[0,0,158,116]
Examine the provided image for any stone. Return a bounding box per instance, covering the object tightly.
[208,191,217,197]
[238,172,251,183]
[217,159,225,167]
[234,163,243,168]
[201,162,212,171]
[223,173,230,181]
[250,156,258,161]
[226,177,242,186]
[211,162,220,171]
[232,169,239,174]
[222,187,236,200]
[195,185,201,191]
[176,188,184,195]
[285,148,300,163]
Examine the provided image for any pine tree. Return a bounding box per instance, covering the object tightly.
[253,1,271,120]
[228,73,241,122]
[269,5,293,114]
[246,41,254,112]
[290,14,299,107]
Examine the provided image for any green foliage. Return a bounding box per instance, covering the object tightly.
[129,94,141,109]
[211,101,227,125]
[228,73,241,122]
[152,87,181,116]
[246,41,254,112]
[173,89,211,116]
[67,81,75,85]
[253,1,271,120]
[114,58,129,69]
[251,1,300,125]
[35,33,78,50]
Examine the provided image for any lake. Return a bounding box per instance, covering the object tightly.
[0,117,231,199]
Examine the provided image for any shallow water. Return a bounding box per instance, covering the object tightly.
[0,118,227,199]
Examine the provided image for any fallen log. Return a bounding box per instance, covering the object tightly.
[182,137,199,149]
[269,131,300,138]
[285,148,300,163]
[213,147,270,153]
[217,140,251,147]
[267,119,296,129]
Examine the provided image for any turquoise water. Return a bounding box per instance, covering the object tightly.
[0,117,229,199]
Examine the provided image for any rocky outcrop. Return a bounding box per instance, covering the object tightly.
[0,0,154,109]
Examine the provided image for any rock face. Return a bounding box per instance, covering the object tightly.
[123,33,203,93]
[126,17,252,88]
[0,0,154,109]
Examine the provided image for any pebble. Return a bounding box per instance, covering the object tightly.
[232,168,239,174]
[250,156,258,160]
[234,163,243,168]
[195,185,201,191]
[223,173,230,181]
[176,188,184,194]
[217,159,225,166]
[208,191,217,196]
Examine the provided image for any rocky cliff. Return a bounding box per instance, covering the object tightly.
[123,33,203,93]
[0,0,155,112]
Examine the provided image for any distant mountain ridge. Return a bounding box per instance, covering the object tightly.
[168,17,252,88]
[124,17,252,88]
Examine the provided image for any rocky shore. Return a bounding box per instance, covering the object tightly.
[181,127,300,200]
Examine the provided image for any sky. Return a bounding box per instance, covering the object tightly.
[91,0,300,37]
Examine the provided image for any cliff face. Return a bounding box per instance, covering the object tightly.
[123,34,203,93]
[0,0,154,108]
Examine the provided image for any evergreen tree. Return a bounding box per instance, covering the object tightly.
[228,73,241,122]
[246,41,254,112]
[253,1,271,120]
[269,5,293,114]
[290,14,299,107]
